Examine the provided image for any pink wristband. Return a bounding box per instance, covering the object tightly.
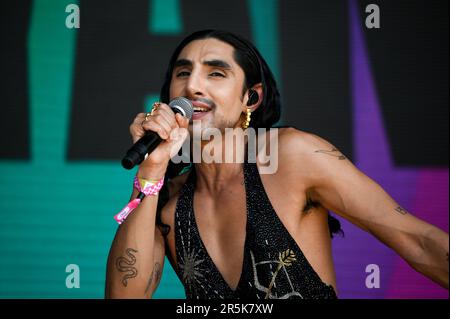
[114,176,165,224]
[133,176,165,196]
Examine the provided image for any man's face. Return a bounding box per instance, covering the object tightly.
[169,38,247,133]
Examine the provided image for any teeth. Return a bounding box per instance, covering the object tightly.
[193,107,210,112]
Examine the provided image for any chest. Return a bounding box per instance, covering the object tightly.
[193,177,307,249]
[170,175,315,290]
[192,184,245,276]
[163,150,339,294]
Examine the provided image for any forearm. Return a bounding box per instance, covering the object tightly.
[105,167,166,298]
[410,226,449,289]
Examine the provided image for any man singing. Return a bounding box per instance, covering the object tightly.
[105,30,448,299]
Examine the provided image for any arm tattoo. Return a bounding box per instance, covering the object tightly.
[115,248,138,287]
[144,262,162,295]
[395,206,409,215]
[315,148,347,160]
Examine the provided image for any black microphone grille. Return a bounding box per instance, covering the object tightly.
[169,97,194,120]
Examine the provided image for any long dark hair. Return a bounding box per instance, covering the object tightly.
[155,29,342,238]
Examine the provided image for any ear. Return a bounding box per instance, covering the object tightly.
[244,83,263,112]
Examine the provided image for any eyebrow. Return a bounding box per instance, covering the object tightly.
[174,58,232,70]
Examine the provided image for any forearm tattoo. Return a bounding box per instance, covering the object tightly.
[115,248,138,287]
[395,206,409,215]
[315,148,347,160]
[144,262,162,295]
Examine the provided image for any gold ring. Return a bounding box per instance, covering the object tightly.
[144,102,161,123]
[150,102,161,115]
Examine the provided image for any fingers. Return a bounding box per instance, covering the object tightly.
[139,103,180,140]
[175,113,190,129]
[130,113,147,143]
[151,104,179,130]
[130,103,190,143]
[144,115,172,139]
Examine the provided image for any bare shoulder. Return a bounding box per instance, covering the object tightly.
[259,127,349,189]
[276,127,343,158]
[277,128,349,169]
[263,127,344,165]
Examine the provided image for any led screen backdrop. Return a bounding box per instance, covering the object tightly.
[0,0,448,298]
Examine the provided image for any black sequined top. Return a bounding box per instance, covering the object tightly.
[173,160,337,299]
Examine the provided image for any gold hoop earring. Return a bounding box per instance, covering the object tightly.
[242,108,251,129]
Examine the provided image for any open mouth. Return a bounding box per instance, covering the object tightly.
[193,106,211,113]
[191,105,211,121]
[192,100,212,118]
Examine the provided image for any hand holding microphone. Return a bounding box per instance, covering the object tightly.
[122,97,193,174]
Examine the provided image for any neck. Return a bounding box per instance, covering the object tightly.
[188,126,250,193]
[194,162,244,194]
[192,134,247,193]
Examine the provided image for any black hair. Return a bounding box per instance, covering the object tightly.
[154,29,342,238]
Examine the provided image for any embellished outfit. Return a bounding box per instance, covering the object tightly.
[174,158,337,299]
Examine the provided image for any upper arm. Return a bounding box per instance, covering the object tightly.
[145,227,165,298]
[279,128,436,260]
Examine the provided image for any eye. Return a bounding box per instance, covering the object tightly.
[209,72,225,77]
[176,71,190,77]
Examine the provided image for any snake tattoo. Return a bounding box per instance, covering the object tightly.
[115,248,138,287]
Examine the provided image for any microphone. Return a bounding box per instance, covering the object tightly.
[121,97,194,170]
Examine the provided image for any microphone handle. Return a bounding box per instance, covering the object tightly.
[121,131,163,169]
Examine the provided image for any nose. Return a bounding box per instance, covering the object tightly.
[185,71,204,98]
